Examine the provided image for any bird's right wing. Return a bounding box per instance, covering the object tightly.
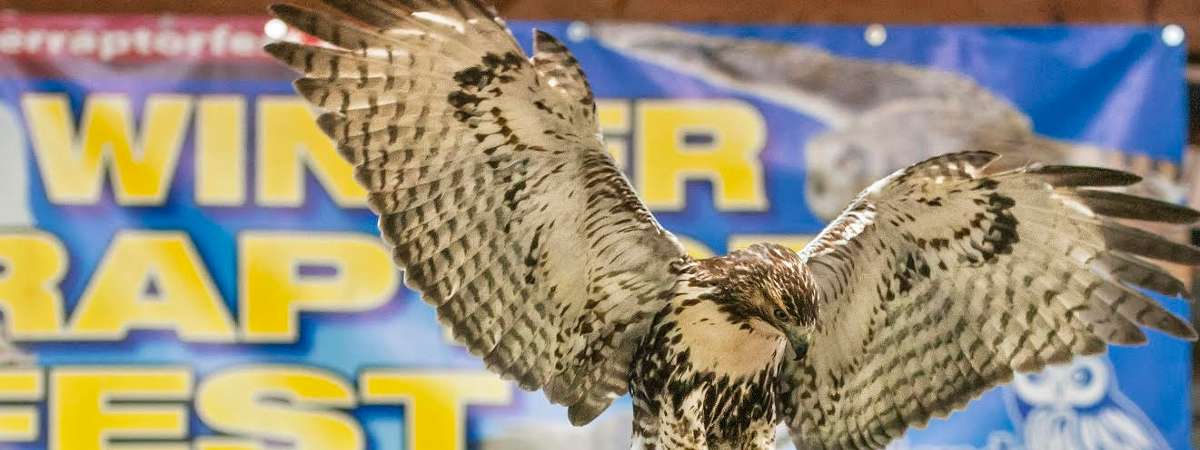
[777,151,1197,449]
[266,0,687,425]
[590,24,1021,128]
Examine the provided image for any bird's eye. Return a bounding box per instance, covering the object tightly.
[1072,367,1093,386]
[774,309,789,321]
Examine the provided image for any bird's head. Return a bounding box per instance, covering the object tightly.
[711,243,819,360]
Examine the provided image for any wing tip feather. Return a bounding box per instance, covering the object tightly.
[1152,312,1199,341]
[262,40,301,65]
[1026,164,1142,187]
[1076,189,1200,225]
[533,28,565,51]
[1170,325,1198,341]
[1180,326,1199,341]
[566,400,608,426]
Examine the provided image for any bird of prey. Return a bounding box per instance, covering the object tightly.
[264,2,1199,449]
[589,24,1184,221]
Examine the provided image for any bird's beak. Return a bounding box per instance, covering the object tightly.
[784,327,809,362]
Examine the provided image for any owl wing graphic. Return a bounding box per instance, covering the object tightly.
[777,151,1198,449]
[265,0,686,425]
[590,23,1027,130]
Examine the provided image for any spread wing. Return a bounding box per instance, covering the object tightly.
[265,0,686,425]
[778,151,1198,449]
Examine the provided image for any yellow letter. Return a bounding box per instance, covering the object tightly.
[196,95,247,206]
[50,367,191,450]
[68,231,235,342]
[23,93,191,205]
[727,235,814,253]
[196,366,361,450]
[107,445,188,450]
[194,437,263,450]
[0,232,66,338]
[637,99,767,211]
[0,369,42,442]
[360,370,511,450]
[241,232,396,342]
[597,99,630,169]
[675,234,715,259]
[257,96,366,207]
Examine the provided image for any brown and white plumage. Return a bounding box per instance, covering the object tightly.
[778,152,1198,449]
[266,0,686,425]
[265,3,1198,449]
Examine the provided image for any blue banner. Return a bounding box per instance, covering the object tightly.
[0,15,1189,450]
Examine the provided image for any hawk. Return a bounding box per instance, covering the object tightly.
[589,24,1184,221]
[264,2,1199,449]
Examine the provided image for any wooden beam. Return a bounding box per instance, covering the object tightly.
[0,0,1196,52]
[1155,0,1199,55]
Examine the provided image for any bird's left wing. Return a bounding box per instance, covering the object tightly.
[265,0,687,425]
[777,151,1198,449]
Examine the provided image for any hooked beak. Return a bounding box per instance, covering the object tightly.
[783,327,810,362]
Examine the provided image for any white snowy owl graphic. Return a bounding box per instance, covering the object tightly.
[1004,356,1169,450]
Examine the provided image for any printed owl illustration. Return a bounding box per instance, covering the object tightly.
[589,24,1184,221]
[885,356,1170,450]
[264,1,1199,448]
[1006,356,1170,450]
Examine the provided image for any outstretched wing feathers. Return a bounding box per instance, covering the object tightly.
[268,0,686,425]
[1022,164,1143,187]
[1069,189,1200,224]
[781,152,1197,449]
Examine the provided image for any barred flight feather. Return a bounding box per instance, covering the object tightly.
[781,152,1198,450]
[268,0,686,426]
